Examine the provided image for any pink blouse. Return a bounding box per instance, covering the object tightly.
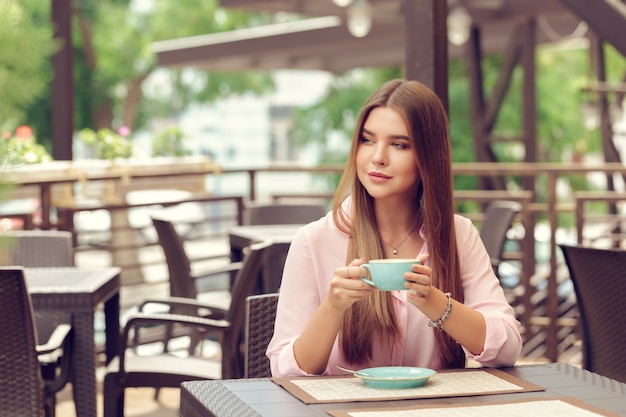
[267,203,522,377]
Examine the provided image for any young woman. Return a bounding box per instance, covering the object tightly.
[267,79,522,377]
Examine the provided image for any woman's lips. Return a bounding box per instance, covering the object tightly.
[368,171,392,183]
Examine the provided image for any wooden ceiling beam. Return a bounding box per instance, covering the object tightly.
[559,0,626,56]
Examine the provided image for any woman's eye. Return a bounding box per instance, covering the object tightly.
[360,137,374,144]
[392,142,409,150]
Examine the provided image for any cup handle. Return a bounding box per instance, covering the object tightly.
[360,264,376,287]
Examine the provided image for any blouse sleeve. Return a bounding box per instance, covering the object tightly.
[454,215,523,367]
[266,218,337,377]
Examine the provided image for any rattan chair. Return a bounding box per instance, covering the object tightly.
[103,240,274,417]
[244,293,279,378]
[151,214,240,299]
[559,244,626,383]
[242,203,303,293]
[0,231,74,339]
[150,214,242,350]
[0,231,75,413]
[258,241,290,294]
[245,202,326,226]
[0,267,72,417]
[479,200,521,285]
[0,230,74,267]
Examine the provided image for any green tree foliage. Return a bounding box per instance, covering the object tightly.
[290,68,403,164]
[76,127,134,159]
[24,0,276,152]
[290,64,481,170]
[0,0,55,133]
[290,43,625,197]
[1,126,52,165]
[75,0,276,130]
[151,126,191,157]
[288,68,403,189]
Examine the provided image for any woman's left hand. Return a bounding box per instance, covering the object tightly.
[405,252,432,306]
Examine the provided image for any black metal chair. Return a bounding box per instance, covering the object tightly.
[244,293,279,378]
[103,240,275,417]
[559,244,626,383]
[0,267,72,417]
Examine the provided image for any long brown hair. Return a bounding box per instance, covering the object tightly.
[332,79,465,369]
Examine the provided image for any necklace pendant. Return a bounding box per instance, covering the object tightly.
[392,248,398,255]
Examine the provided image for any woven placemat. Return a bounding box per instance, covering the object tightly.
[326,397,622,417]
[272,368,543,404]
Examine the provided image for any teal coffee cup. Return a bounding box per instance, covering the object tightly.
[361,259,420,291]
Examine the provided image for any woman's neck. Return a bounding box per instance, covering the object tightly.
[374,199,421,233]
[374,202,422,257]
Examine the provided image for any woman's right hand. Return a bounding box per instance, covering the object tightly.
[324,258,374,312]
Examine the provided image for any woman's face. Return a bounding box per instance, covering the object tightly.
[355,106,421,202]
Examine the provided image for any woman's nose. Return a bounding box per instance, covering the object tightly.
[372,145,388,166]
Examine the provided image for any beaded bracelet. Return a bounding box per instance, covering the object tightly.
[428,292,452,331]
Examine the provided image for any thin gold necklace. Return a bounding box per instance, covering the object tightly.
[381,224,418,255]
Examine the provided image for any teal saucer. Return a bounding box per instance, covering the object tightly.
[354,366,436,389]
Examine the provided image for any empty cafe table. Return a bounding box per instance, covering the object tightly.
[228,224,302,262]
[229,225,300,293]
[25,267,121,417]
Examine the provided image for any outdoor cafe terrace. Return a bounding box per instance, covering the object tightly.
[3,157,626,367]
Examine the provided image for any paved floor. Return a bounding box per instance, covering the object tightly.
[55,235,231,417]
[56,385,180,417]
[56,338,223,417]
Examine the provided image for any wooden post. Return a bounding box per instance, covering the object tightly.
[404,0,448,110]
[51,0,74,160]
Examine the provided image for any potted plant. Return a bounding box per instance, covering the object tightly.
[1,125,52,165]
